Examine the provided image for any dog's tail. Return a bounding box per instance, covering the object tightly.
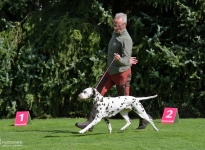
[138,95,158,101]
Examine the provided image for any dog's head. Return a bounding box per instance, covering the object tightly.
[78,88,98,99]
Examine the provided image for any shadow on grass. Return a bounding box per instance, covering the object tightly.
[13,129,77,133]
[12,128,135,138]
[42,130,117,137]
[11,128,112,137]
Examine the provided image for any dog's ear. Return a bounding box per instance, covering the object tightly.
[92,88,96,96]
[93,88,100,97]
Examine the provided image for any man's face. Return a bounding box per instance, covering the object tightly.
[113,18,126,33]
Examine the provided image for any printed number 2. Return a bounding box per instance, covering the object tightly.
[166,110,173,118]
[19,114,24,121]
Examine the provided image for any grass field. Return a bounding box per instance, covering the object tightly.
[0,118,205,150]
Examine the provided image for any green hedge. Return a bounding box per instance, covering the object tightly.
[0,0,204,118]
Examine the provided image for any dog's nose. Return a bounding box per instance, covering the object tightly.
[78,94,82,99]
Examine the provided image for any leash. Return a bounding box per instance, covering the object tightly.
[95,58,115,89]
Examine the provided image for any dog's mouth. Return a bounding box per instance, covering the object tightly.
[78,94,86,99]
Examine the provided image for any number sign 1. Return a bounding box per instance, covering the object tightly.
[161,107,179,124]
[14,111,32,126]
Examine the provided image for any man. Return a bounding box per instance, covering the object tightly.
[75,12,151,131]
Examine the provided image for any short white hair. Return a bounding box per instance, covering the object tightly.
[114,13,127,23]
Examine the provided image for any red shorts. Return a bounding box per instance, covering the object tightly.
[97,68,131,96]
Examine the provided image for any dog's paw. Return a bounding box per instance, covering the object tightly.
[120,128,125,132]
[79,130,85,134]
[155,128,159,132]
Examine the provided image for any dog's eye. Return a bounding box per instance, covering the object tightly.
[83,91,87,94]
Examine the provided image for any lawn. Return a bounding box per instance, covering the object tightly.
[0,118,205,150]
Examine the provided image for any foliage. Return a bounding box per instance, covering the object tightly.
[0,0,112,118]
[128,0,205,117]
[0,0,204,118]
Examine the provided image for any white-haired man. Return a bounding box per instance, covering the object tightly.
[76,12,152,131]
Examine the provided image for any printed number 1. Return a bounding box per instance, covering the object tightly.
[166,110,173,118]
[19,114,24,121]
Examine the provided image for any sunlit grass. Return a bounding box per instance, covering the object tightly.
[0,118,205,150]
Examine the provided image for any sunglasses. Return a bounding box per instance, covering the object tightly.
[113,23,125,29]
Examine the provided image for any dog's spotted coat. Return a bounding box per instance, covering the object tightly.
[78,87,159,134]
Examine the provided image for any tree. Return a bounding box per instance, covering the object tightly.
[0,0,204,118]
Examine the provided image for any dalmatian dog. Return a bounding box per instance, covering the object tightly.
[78,87,158,134]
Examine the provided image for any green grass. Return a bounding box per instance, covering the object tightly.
[0,118,205,150]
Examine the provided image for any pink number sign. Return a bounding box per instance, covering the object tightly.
[14,111,32,126]
[161,107,179,124]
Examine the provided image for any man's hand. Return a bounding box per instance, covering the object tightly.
[114,53,138,65]
[114,53,121,60]
[130,57,138,65]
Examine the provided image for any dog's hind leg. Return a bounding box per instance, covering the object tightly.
[119,110,131,131]
[137,113,158,131]
[132,102,158,131]
[104,118,112,133]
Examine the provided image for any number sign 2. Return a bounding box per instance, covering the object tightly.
[161,108,179,124]
[14,111,32,126]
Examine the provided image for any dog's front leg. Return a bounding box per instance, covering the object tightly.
[104,118,112,133]
[79,117,102,134]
